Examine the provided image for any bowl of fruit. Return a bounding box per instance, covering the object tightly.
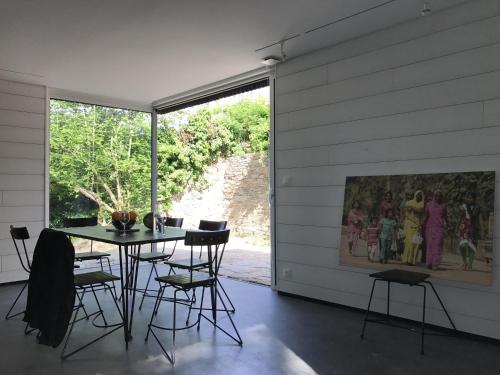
[111,210,137,230]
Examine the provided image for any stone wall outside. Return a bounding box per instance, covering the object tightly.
[170,153,270,245]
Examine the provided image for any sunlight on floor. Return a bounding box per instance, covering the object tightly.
[133,324,318,374]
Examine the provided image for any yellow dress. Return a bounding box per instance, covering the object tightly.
[402,191,424,264]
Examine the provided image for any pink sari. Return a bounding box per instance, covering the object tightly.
[424,200,447,269]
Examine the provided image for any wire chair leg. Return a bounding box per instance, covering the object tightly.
[197,287,206,331]
[154,286,166,316]
[106,257,118,298]
[5,282,27,320]
[107,284,124,322]
[139,262,156,310]
[186,288,197,325]
[99,258,107,293]
[128,258,135,296]
[76,288,90,320]
[61,285,124,360]
[210,284,217,323]
[61,294,82,359]
[128,247,142,337]
[216,288,243,345]
[153,262,163,289]
[24,321,36,335]
[171,289,178,364]
[146,285,164,342]
[90,285,107,326]
[216,278,235,313]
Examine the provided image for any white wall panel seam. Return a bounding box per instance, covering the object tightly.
[279,40,500,97]
[278,68,500,116]
[277,99,490,134]
[277,124,497,152]
[277,9,500,79]
[277,151,500,170]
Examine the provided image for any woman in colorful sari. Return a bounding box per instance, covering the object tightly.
[424,190,448,270]
[458,191,480,270]
[347,200,366,256]
[377,191,399,222]
[402,190,424,265]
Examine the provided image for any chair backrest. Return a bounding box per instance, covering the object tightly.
[198,220,227,231]
[10,225,32,273]
[184,229,230,278]
[185,229,230,246]
[165,217,183,228]
[63,217,98,228]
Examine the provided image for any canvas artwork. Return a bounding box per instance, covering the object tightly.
[339,171,495,285]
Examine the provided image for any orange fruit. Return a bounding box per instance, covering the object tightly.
[112,211,121,221]
[129,211,137,221]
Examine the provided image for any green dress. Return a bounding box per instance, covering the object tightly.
[379,218,396,261]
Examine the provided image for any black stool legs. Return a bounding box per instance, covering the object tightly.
[360,277,456,355]
[360,278,427,354]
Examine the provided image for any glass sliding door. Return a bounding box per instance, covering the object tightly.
[155,86,272,285]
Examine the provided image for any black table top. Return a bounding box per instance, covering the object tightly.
[58,224,186,246]
[369,269,430,285]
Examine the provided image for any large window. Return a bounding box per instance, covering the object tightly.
[49,100,151,227]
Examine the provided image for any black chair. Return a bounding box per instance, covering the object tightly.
[64,217,117,297]
[18,228,122,359]
[127,217,184,310]
[5,226,31,321]
[62,269,123,359]
[165,219,235,313]
[198,220,227,258]
[54,228,123,360]
[145,229,242,364]
[64,217,112,269]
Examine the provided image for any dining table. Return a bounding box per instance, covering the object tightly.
[58,224,186,348]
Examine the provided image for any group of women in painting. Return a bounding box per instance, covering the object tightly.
[346,189,480,271]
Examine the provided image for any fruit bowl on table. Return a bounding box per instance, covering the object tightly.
[111,210,138,231]
[111,219,136,231]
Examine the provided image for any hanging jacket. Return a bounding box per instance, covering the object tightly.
[23,228,76,347]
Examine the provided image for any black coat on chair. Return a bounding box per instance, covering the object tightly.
[23,229,76,347]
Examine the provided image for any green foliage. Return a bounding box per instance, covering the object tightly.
[50,94,270,225]
[50,101,151,226]
[156,96,269,211]
[216,97,270,153]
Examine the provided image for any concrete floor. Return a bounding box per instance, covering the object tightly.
[1,274,500,375]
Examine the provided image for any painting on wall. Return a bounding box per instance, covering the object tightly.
[339,171,495,285]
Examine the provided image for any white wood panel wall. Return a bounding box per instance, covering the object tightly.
[0,79,46,283]
[275,0,500,339]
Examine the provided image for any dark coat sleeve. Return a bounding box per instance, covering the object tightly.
[24,229,76,348]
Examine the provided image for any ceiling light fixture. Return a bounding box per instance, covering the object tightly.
[421,2,431,16]
[261,56,282,66]
[260,39,287,66]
